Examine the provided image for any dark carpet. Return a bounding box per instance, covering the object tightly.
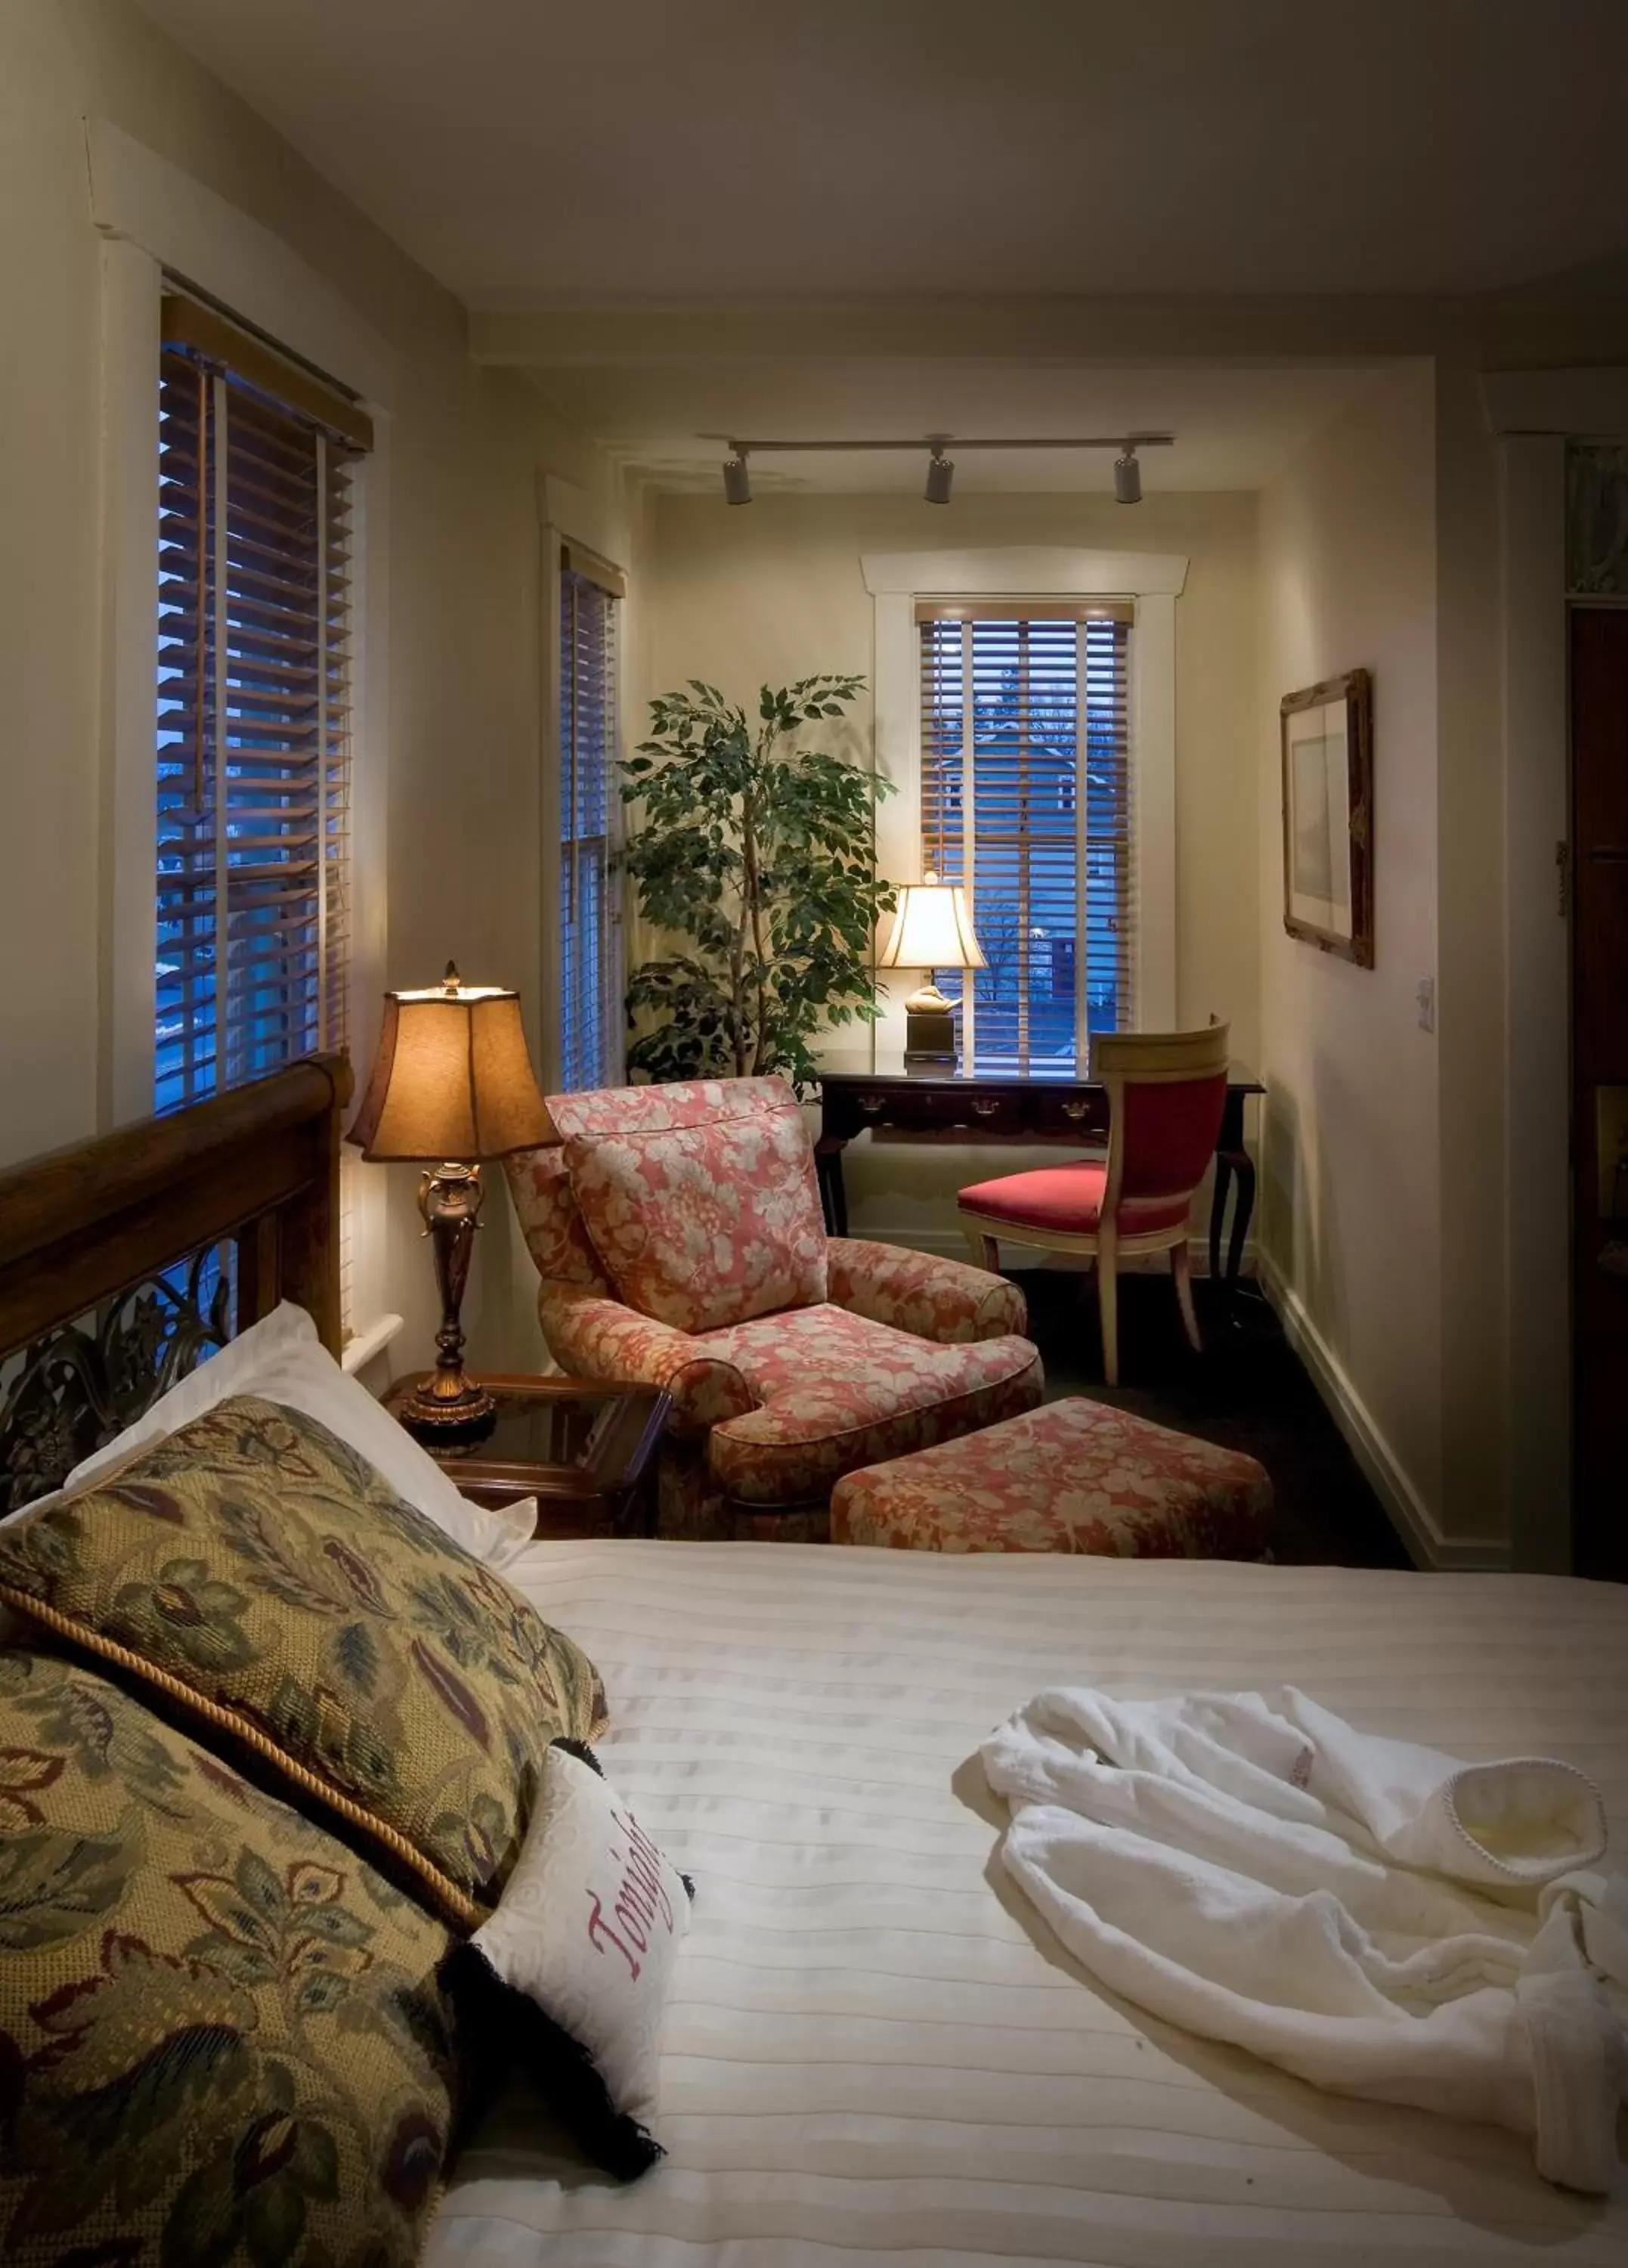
[1011,1267,1410,1569]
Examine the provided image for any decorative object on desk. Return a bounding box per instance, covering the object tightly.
[877,871,987,1064]
[1280,669,1374,968]
[349,962,551,1442]
[621,676,896,1092]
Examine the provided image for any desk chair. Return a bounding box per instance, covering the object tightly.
[957,1024,1230,1385]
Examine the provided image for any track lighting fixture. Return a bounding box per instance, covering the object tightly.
[711,433,1171,503]
[722,447,752,506]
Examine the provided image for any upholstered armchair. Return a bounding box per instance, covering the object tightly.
[505,1077,1042,1539]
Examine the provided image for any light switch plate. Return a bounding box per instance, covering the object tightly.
[1416,976,1436,1033]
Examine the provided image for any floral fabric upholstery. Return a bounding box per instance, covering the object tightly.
[0,1645,457,2266]
[704,1306,1043,1506]
[513,1078,1045,1535]
[537,1284,756,1439]
[827,1236,1028,1343]
[506,1142,610,1290]
[831,1397,1273,1559]
[564,1093,828,1334]
[0,1396,608,1928]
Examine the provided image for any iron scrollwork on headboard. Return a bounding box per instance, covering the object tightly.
[0,1244,233,1517]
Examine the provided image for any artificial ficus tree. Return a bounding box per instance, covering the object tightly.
[620,675,896,1090]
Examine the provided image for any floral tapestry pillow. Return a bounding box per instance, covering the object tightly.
[565,1101,828,1333]
[0,1645,457,2266]
[0,1396,608,1927]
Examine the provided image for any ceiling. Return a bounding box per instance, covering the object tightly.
[138,0,1628,302]
[135,0,1628,492]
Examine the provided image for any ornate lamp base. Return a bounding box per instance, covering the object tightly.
[396,1160,498,1447]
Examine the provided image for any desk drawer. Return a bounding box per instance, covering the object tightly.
[1031,1089,1108,1141]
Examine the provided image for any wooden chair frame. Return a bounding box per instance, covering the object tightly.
[958,1024,1230,1384]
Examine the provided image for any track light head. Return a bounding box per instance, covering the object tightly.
[1113,446,1141,505]
[924,442,954,505]
[722,448,752,506]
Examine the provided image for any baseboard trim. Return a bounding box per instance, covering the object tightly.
[1255,1251,1509,1572]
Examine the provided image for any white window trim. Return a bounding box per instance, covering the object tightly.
[88,121,395,1333]
[539,472,629,1093]
[861,547,1186,1055]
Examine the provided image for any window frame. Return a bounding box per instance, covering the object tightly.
[540,484,629,1094]
[93,128,392,1340]
[863,546,1185,1060]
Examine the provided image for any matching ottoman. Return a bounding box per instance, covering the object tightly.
[830,1397,1272,1559]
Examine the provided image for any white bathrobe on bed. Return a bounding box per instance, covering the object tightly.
[980,1687,1628,2192]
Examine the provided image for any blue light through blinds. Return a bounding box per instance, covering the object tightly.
[156,349,356,1116]
[918,608,1133,1072]
[559,565,621,1092]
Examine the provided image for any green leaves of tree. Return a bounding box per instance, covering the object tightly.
[621,677,894,1092]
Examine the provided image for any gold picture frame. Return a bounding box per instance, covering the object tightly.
[1280,669,1374,968]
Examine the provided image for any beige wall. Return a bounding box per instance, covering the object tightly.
[0,0,623,1374]
[639,488,1260,1244]
[1256,360,1445,1545]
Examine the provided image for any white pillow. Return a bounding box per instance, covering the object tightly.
[48,1302,529,1569]
[447,1741,693,2178]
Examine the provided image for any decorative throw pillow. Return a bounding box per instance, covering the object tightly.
[565,1101,828,1333]
[0,1395,608,1927]
[443,1740,693,2179]
[40,1299,530,1570]
[0,1645,457,2266]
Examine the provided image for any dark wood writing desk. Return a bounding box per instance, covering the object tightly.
[815,1050,1265,1298]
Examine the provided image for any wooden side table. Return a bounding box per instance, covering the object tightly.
[382,1372,669,1541]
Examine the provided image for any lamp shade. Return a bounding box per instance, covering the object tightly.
[347,964,553,1162]
[878,877,987,971]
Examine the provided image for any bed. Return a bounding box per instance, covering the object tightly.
[2,1067,1624,2266]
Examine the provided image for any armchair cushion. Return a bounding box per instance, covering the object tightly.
[825,1236,1028,1343]
[565,1098,827,1334]
[700,1305,1043,1506]
[508,1142,611,1290]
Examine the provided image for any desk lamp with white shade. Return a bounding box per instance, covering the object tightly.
[877,875,987,1066]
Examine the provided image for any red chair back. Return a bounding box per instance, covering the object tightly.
[1094,1026,1230,1219]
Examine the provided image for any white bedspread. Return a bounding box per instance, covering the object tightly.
[430,1541,1628,2268]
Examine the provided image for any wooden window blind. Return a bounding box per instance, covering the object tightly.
[918,600,1133,1070]
[156,296,367,1123]
[559,556,622,1091]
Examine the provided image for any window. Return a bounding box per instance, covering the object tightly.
[558,548,624,1091]
[918,601,1133,1069]
[156,294,370,1115]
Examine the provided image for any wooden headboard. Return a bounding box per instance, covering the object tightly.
[0,1054,351,1515]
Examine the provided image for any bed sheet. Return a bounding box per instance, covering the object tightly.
[431,1541,1628,2267]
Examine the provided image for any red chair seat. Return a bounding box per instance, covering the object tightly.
[959,1160,1192,1237]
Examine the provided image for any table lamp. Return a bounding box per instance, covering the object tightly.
[877,873,987,1065]
[348,962,552,1443]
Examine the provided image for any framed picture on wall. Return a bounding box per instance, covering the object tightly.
[1280,668,1374,967]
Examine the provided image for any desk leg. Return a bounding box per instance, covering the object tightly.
[816,1138,849,1238]
[1209,1151,1234,1286]
[1224,1149,1256,1294]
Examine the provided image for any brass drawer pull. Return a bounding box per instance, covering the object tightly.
[1060,1099,1090,1121]
[970,1097,1001,1118]
[858,1092,884,1114]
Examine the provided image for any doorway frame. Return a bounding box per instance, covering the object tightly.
[1483,368,1628,1571]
